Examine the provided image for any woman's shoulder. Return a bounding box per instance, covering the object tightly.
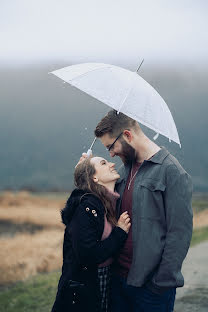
[62,189,103,225]
[79,192,103,208]
[66,188,104,209]
[73,191,104,223]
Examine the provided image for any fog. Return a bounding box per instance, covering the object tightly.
[0,1,207,191]
[1,64,207,191]
[0,0,207,65]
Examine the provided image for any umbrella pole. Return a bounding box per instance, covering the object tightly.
[136,59,144,73]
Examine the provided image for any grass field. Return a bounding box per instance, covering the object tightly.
[0,191,208,312]
[0,191,65,285]
[191,226,208,246]
[1,224,208,312]
[0,271,60,312]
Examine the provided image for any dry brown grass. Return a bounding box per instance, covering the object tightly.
[0,206,63,229]
[0,191,66,229]
[0,191,208,286]
[0,191,67,285]
[0,191,65,207]
[193,209,208,229]
[0,230,63,285]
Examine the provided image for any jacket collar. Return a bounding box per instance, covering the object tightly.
[145,146,169,164]
[116,146,169,184]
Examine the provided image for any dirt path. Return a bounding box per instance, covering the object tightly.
[174,241,208,312]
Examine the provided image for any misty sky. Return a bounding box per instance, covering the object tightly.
[0,0,208,66]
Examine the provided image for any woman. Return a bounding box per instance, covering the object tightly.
[51,156,131,312]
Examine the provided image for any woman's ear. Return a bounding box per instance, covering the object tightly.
[93,175,99,183]
[123,130,132,142]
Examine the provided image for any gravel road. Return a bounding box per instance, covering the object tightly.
[174,241,208,312]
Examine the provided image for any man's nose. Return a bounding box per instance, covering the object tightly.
[109,150,115,157]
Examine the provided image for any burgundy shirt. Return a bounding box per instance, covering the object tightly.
[115,162,141,277]
[98,190,120,268]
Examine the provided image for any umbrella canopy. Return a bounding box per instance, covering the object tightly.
[51,63,181,146]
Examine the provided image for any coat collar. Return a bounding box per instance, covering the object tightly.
[116,147,170,184]
[145,146,169,164]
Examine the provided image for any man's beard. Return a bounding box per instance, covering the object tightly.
[120,139,137,165]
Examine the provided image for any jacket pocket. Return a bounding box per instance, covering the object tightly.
[137,179,166,220]
[67,279,85,288]
[60,280,90,311]
[139,179,166,192]
[52,280,86,312]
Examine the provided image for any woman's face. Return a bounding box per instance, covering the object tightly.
[90,157,120,186]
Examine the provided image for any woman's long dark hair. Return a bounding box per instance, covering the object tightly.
[74,158,117,226]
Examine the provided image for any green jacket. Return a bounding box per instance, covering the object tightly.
[116,147,193,294]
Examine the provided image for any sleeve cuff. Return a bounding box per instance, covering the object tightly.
[145,280,172,295]
[114,226,128,240]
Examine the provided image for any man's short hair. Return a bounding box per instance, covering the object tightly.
[94,110,137,138]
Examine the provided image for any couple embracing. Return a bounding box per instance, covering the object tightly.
[51,110,193,312]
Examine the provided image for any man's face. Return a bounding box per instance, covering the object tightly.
[100,133,136,165]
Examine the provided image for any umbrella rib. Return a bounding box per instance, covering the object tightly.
[124,110,180,145]
[69,65,112,83]
[117,73,135,114]
[52,63,181,146]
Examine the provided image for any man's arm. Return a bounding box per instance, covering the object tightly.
[147,164,193,294]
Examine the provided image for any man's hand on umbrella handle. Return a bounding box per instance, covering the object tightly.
[75,153,88,168]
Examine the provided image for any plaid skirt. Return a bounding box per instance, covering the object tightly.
[97,265,111,312]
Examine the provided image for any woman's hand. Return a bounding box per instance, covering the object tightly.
[117,211,131,233]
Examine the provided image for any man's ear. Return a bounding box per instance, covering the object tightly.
[123,130,132,143]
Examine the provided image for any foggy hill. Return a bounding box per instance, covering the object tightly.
[0,64,207,192]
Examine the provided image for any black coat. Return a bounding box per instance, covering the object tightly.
[51,189,127,312]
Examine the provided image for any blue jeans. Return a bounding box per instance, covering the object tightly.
[111,275,176,312]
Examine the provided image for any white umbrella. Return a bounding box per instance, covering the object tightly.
[51,63,181,147]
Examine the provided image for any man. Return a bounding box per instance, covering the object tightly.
[93,110,193,312]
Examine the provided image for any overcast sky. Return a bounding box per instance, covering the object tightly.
[0,0,208,66]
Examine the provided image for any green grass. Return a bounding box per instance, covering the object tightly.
[191,226,208,247]
[1,201,208,312]
[192,193,208,212]
[1,228,208,312]
[192,200,208,214]
[0,271,60,312]
[1,226,208,312]
[191,195,208,246]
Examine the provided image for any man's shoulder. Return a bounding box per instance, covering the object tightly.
[162,151,186,174]
[161,151,192,190]
[152,147,191,183]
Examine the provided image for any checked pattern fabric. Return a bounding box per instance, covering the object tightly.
[97,265,111,312]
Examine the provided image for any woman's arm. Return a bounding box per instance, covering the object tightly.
[71,198,128,266]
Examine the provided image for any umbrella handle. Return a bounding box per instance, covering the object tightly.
[86,149,92,157]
